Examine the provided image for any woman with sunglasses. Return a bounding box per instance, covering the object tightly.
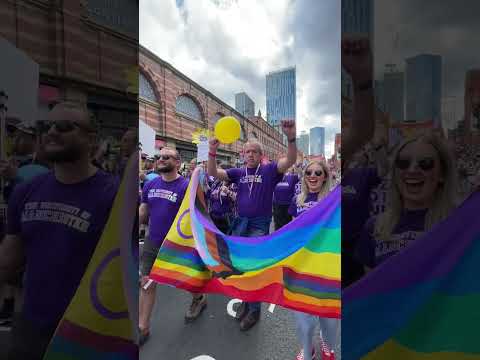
[356,134,458,271]
[288,160,339,360]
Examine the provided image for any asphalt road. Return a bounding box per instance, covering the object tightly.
[139,284,302,360]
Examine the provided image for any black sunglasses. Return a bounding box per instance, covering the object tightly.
[36,120,93,134]
[395,157,436,171]
[305,170,324,177]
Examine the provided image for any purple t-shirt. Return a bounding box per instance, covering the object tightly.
[288,192,319,217]
[207,181,234,219]
[226,162,283,218]
[341,167,381,248]
[141,176,188,247]
[355,209,427,268]
[274,174,299,205]
[7,170,119,330]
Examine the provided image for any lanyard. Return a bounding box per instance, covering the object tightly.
[246,164,261,198]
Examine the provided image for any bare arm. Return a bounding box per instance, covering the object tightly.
[207,138,229,181]
[277,120,297,173]
[139,203,149,225]
[0,234,24,285]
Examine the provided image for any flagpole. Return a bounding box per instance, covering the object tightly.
[0,90,8,205]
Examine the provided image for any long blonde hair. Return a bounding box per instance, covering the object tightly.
[297,160,332,206]
[374,134,458,242]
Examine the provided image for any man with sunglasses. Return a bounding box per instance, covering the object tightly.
[207,119,297,331]
[139,147,205,345]
[0,101,120,360]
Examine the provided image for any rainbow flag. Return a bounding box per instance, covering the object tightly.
[43,154,138,360]
[343,191,480,359]
[150,169,341,318]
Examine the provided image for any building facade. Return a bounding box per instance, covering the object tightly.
[0,0,139,142]
[139,46,287,165]
[266,67,296,129]
[405,54,442,125]
[310,127,325,156]
[464,69,480,142]
[235,92,255,118]
[297,131,309,156]
[383,69,405,123]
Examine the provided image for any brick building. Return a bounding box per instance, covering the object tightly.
[0,0,138,140]
[139,45,287,165]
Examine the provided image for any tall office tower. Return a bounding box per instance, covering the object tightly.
[384,68,405,123]
[405,54,442,125]
[235,92,255,118]
[310,127,325,155]
[266,67,296,129]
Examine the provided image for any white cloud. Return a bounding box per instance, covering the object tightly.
[140,0,340,158]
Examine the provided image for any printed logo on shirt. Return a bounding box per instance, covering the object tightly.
[21,202,91,232]
[240,174,263,184]
[276,182,289,188]
[148,188,178,203]
[375,230,423,258]
[297,201,318,215]
[342,185,357,195]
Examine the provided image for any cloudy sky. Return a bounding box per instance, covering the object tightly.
[374,0,480,129]
[140,0,340,157]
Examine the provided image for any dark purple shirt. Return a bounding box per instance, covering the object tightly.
[356,209,427,268]
[274,174,299,205]
[226,162,283,218]
[288,192,319,217]
[341,167,381,248]
[141,176,188,247]
[207,180,234,219]
[7,170,119,330]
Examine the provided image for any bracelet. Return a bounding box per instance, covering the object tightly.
[288,138,296,143]
[209,152,217,157]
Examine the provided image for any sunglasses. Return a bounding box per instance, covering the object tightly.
[395,157,436,171]
[36,120,93,134]
[158,155,177,161]
[305,170,324,177]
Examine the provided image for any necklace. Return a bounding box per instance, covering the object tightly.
[245,163,261,198]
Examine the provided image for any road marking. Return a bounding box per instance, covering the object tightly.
[268,303,276,313]
[226,298,242,318]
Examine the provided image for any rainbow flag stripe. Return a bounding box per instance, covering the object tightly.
[150,169,341,318]
[343,191,480,359]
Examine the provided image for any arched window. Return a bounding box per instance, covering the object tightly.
[176,95,202,121]
[139,73,157,102]
[212,113,223,124]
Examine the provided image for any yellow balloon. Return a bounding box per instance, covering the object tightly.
[215,116,241,144]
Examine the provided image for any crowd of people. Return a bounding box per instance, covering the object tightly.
[0,99,137,359]
[138,118,341,359]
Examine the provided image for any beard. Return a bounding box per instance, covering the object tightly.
[43,142,85,163]
[157,164,175,173]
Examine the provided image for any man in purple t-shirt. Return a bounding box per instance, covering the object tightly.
[139,147,205,345]
[0,101,119,360]
[207,119,297,331]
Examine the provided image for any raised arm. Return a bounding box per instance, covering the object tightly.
[341,37,375,170]
[277,120,297,173]
[207,138,229,181]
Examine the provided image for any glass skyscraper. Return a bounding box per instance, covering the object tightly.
[405,54,442,125]
[266,67,296,128]
[310,127,325,156]
[235,92,255,118]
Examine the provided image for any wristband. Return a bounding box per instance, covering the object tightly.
[209,152,217,157]
[288,138,296,143]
